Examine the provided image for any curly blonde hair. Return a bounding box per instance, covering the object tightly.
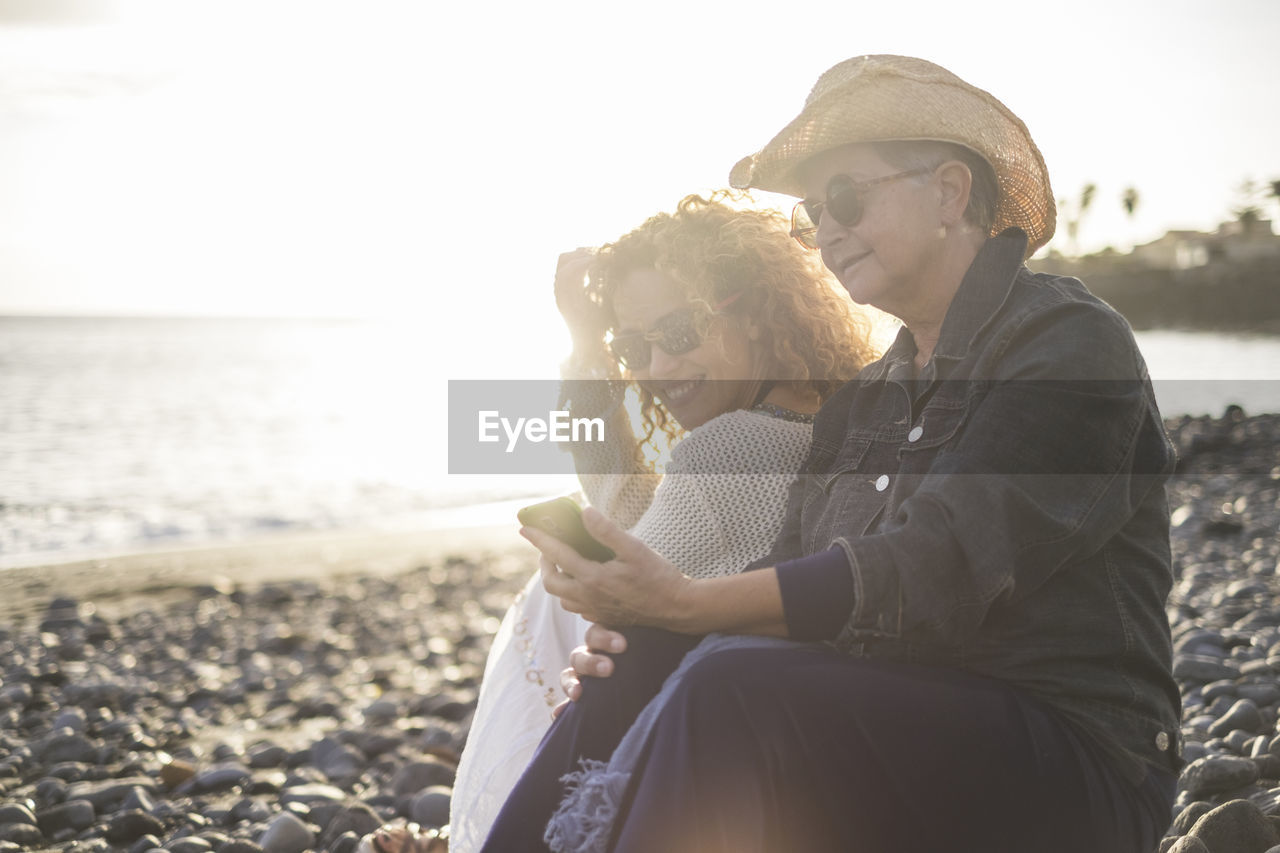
[588,191,877,444]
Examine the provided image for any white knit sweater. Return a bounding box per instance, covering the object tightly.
[613,408,813,577]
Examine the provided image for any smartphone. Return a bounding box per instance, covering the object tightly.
[517,497,616,562]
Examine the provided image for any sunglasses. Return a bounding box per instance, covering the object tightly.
[607,292,742,371]
[789,167,932,249]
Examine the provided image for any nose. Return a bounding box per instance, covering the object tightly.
[645,343,681,379]
[814,205,851,251]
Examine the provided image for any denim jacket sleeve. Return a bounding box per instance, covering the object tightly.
[833,295,1175,647]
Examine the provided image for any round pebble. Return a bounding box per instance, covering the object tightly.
[258,812,313,853]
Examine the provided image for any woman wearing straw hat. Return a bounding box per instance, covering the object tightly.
[510,55,1182,852]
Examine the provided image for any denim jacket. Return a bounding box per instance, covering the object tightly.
[759,229,1182,784]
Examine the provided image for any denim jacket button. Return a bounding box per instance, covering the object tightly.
[907,426,923,443]
[875,475,890,492]
[1155,731,1170,752]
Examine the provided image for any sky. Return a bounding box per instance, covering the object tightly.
[1,0,1278,372]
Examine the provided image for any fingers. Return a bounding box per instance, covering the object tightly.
[570,644,614,678]
[556,247,595,269]
[522,524,588,571]
[525,527,595,595]
[554,249,596,289]
[584,621,627,654]
[551,699,570,720]
[559,666,582,702]
[580,507,643,560]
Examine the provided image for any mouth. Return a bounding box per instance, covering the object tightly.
[838,251,872,279]
[654,377,703,406]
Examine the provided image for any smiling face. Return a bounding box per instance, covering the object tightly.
[611,267,760,431]
[797,142,952,320]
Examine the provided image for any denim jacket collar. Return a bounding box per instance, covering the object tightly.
[879,228,1030,379]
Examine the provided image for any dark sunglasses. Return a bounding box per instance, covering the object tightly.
[790,167,932,249]
[607,292,742,371]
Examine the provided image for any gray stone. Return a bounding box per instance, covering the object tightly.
[105,810,165,844]
[1241,681,1280,703]
[1203,680,1238,702]
[220,842,265,853]
[1251,787,1280,816]
[1182,755,1261,796]
[309,803,345,833]
[0,685,33,710]
[391,760,455,797]
[330,832,359,853]
[0,824,44,846]
[121,786,156,813]
[127,835,161,853]
[1175,655,1241,682]
[363,700,399,726]
[0,805,34,826]
[1176,628,1226,657]
[1187,798,1280,850]
[36,798,95,833]
[247,744,287,769]
[193,763,251,794]
[1166,838,1210,852]
[229,798,272,824]
[410,786,451,829]
[38,732,98,765]
[35,776,68,805]
[312,739,364,784]
[65,776,158,810]
[1257,755,1280,779]
[1227,729,1255,753]
[279,783,346,805]
[47,761,91,781]
[1210,699,1268,738]
[51,708,88,732]
[319,804,381,848]
[168,839,213,853]
[1173,801,1215,835]
[258,812,313,853]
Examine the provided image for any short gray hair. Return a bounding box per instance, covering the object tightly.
[872,140,998,234]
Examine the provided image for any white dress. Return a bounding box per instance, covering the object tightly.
[448,404,814,852]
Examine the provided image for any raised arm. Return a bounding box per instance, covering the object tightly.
[554,249,661,528]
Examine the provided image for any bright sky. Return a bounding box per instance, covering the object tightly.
[1,0,1278,376]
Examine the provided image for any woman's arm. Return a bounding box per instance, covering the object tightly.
[554,249,662,528]
[523,506,789,637]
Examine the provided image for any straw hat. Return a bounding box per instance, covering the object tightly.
[729,55,1056,256]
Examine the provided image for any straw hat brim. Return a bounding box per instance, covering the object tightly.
[729,55,1056,257]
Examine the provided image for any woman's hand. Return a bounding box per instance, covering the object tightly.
[522,507,695,630]
[550,622,628,719]
[554,248,611,356]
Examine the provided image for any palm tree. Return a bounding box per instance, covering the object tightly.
[1121,186,1139,219]
[1064,183,1098,255]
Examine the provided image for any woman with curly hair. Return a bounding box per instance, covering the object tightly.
[397,192,874,853]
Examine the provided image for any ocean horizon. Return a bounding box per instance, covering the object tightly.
[3,315,1278,568]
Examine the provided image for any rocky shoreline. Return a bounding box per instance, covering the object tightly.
[0,411,1278,853]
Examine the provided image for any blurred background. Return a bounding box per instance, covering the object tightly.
[2,0,1278,566]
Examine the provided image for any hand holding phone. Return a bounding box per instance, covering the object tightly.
[517,497,616,562]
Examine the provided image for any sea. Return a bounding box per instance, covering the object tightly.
[2,316,1278,569]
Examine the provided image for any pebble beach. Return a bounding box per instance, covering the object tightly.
[1,410,1279,853]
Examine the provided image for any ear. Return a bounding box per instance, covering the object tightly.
[935,160,973,227]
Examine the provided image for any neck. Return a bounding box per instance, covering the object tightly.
[761,383,822,415]
[899,229,987,369]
